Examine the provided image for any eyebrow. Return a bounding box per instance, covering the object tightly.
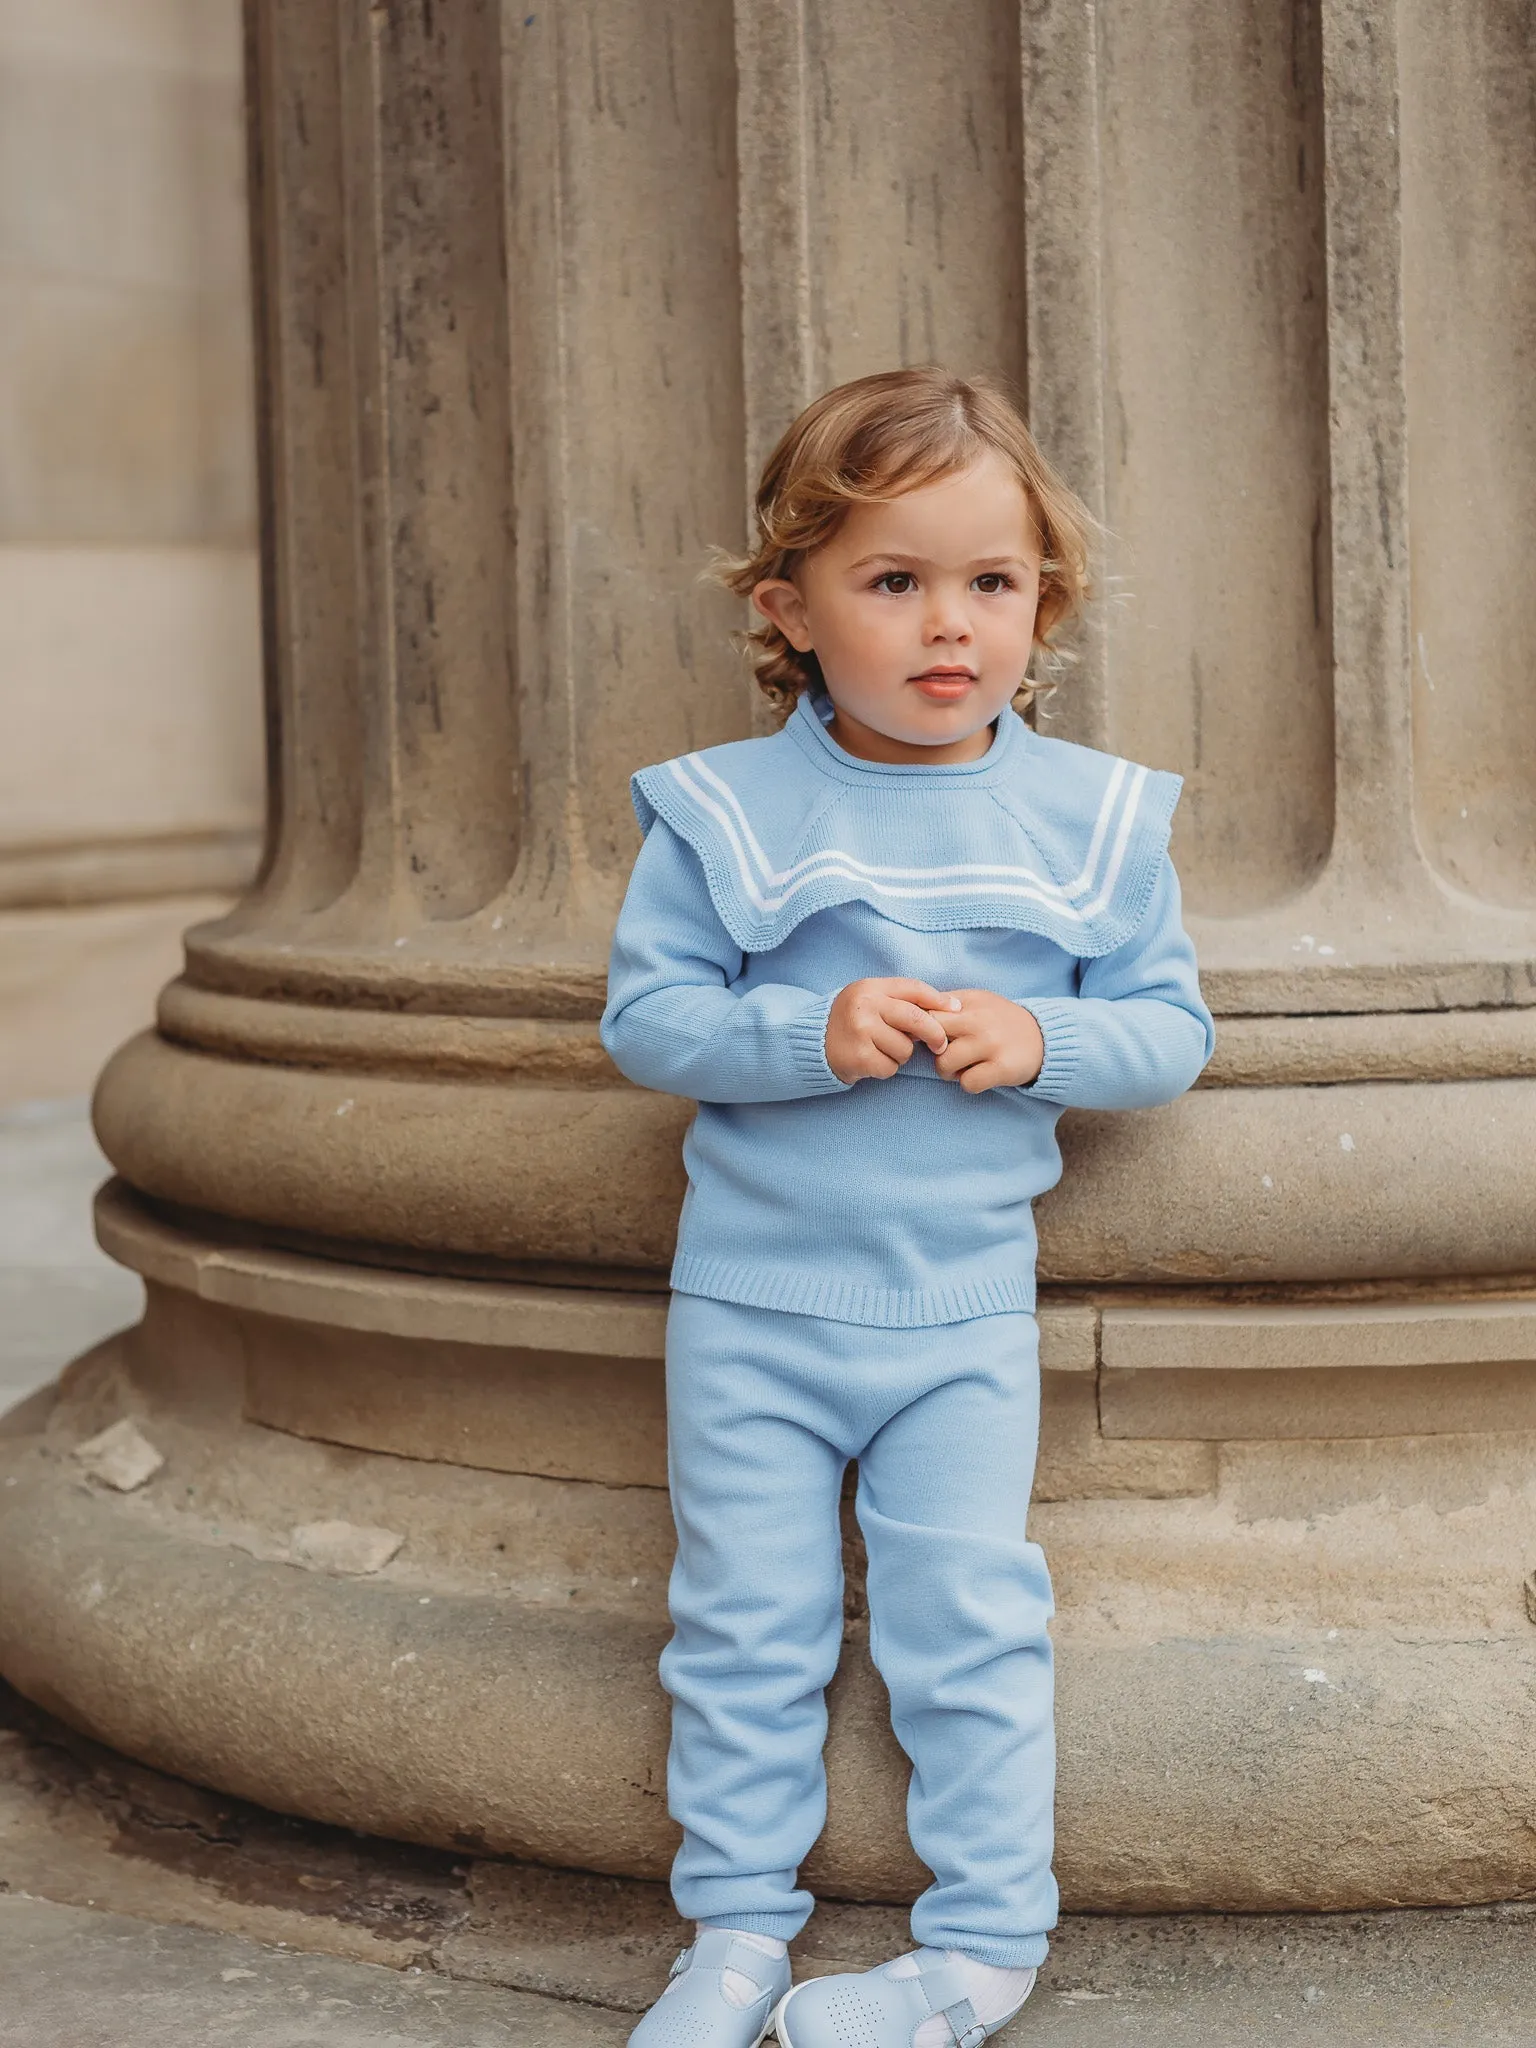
[845,551,1034,572]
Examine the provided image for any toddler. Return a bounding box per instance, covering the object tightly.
[601,367,1213,2048]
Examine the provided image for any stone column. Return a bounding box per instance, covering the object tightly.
[2,0,1534,1913]
[1015,0,1536,1907]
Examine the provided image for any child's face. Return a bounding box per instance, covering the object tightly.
[753,451,1043,762]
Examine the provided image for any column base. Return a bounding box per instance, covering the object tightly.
[2,1190,1533,1912]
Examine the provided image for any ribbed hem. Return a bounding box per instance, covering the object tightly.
[785,994,851,1094]
[698,1912,806,1942]
[1015,996,1084,1104]
[670,1255,1035,1328]
[942,1932,1052,1970]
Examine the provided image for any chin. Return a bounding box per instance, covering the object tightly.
[826,683,1006,751]
[896,707,998,746]
[904,724,984,748]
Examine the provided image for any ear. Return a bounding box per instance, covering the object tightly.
[752,577,814,653]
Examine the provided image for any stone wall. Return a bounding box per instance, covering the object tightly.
[0,2,261,1105]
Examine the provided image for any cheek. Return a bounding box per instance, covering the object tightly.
[811,600,910,671]
[982,594,1042,651]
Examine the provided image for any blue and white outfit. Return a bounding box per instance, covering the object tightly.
[602,690,1213,1976]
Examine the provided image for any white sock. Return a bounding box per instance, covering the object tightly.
[887,1950,1037,2047]
[661,1927,788,2010]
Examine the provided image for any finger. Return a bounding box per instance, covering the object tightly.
[878,979,963,1013]
[868,1023,917,1065]
[934,1039,980,1078]
[881,1000,951,1053]
[934,1019,990,1064]
[834,1046,900,1083]
[959,1060,1007,1094]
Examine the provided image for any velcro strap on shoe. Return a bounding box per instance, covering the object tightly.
[909,1957,971,2016]
[721,1937,776,1998]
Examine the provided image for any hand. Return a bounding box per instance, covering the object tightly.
[825,978,961,1084]
[932,988,1046,1092]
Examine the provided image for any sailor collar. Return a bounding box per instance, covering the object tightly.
[631,689,1182,958]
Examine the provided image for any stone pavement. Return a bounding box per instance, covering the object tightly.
[0,1895,621,2048]
[3,1668,1536,2048]
[4,1102,1536,2044]
[4,1889,1536,2047]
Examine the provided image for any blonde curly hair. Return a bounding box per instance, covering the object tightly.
[715,366,1095,717]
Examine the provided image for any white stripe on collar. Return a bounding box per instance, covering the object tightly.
[667,751,1147,926]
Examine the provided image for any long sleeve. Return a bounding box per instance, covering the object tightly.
[1020,855,1214,1111]
[601,818,852,1105]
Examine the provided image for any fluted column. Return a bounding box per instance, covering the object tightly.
[94,0,753,1275]
[1026,0,1536,1010]
[2,0,1534,1918]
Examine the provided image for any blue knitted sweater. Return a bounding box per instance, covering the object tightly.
[601,691,1214,1326]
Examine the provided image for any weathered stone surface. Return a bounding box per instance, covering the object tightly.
[1036,1372,1216,1504]
[149,982,1536,1090]
[1103,1299,1536,1372]
[290,1521,404,1577]
[1102,1363,1536,1443]
[5,1307,1536,1912]
[4,1443,1534,1912]
[7,1868,1536,2048]
[4,1680,1536,2043]
[91,1036,1536,1286]
[0,1896,626,2048]
[71,1417,164,1492]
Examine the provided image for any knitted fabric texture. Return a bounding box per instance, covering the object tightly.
[631,690,1181,957]
[662,1297,1055,1964]
[603,696,1214,1328]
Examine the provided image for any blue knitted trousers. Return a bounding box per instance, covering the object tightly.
[662,1292,1056,1970]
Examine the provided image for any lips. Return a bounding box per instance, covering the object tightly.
[912,669,977,703]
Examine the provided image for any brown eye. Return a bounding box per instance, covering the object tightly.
[875,571,915,595]
[973,572,1013,594]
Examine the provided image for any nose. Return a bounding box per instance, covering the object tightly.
[922,581,974,645]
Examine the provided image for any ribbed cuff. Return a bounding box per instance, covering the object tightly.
[785,993,852,1094]
[1014,996,1084,1103]
[698,1913,805,1943]
[944,1932,1052,1970]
